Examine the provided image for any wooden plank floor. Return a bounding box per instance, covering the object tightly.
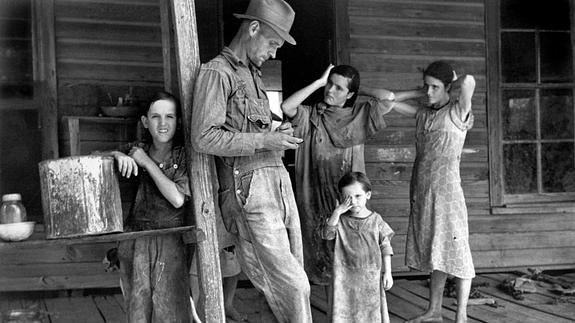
[0,272,573,322]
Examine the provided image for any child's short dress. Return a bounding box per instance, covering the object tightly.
[117,143,192,323]
[323,211,394,323]
[291,98,390,284]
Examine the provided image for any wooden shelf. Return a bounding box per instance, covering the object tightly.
[60,115,141,156]
[0,225,204,249]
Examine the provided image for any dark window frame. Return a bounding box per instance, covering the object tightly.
[486,0,575,207]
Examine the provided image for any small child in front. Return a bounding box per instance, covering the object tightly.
[99,91,192,322]
[323,172,394,323]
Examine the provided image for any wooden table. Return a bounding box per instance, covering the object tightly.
[0,225,205,291]
[0,225,204,249]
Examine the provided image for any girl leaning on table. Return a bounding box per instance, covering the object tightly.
[95,91,192,322]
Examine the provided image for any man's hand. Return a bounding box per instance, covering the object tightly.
[262,131,303,151]
[276,120,295,136]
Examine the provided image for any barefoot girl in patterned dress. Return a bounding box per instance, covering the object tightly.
[392,61,476,323]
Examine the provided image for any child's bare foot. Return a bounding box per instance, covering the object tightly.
[405,311,443,323]
[455,313,468,323]
[225,304,247,322]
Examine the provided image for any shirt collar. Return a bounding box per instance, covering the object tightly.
[221,47,262,76]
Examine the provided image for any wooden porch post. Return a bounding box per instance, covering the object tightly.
[168,1,225,322]
[33,0,59,159]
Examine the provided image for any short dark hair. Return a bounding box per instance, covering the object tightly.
[423,60,454,88]
[145,91,180,117]
[338,171,372,193]
[329,65,360,106]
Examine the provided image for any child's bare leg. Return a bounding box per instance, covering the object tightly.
[455,278,471,323]
[189,274,203,322]
[189,296,202,323]
[224,274,247,321]
[405,270,446,323]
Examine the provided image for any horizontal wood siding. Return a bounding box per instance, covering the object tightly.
[50,0,163,291]
[347,0,575,272]
[51,1,164,290]
[54,0,163,117]
[0,0,167,292]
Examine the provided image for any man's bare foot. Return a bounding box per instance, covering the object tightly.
[405,311,443,323]
[225,304,247,322]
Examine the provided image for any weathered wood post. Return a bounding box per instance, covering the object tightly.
[169,1,225,322]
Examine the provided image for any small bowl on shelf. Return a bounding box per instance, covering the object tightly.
[0,221,35,242]
[101,105,141,118]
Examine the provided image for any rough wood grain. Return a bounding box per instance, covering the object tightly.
[38,156,123,239]
[0,274,119,291]
[0,226,202,250]
[171,0,225,322]
[33,0,59,159]
[43,296,105,323]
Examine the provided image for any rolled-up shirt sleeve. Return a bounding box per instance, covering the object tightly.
[191,66,265,156]
[379,221,395,256]
[173,148,191,198]
[289,105,312,139]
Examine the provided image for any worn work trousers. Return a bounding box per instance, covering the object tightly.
[234,167,312,323]
[118,235,191,323]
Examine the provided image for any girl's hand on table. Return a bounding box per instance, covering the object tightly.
[113,152,138,178]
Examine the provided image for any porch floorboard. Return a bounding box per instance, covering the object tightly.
[0,271,573,322]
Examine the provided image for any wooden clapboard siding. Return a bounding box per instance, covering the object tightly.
[344,0,575,273]
[0,0,166,292]
[54,0,163,117]
[347,0,509,272]
[386,212,575,272]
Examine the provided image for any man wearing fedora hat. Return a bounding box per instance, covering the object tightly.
[191,0,312,322]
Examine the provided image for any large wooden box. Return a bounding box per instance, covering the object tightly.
[39,156,123,239]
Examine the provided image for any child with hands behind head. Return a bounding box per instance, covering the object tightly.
[95,91,193,323]
[323,172,394,323]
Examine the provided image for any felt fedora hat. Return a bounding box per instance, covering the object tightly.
[233,0,296,45]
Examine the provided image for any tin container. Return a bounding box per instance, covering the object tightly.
[39,156,123,239]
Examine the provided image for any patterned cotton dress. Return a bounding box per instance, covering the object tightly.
[323,212,394,323]
[405,100,476,279]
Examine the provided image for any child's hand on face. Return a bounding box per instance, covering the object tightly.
[334,196,353,216]
[113,152,138,178]
[382,271,393,290]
